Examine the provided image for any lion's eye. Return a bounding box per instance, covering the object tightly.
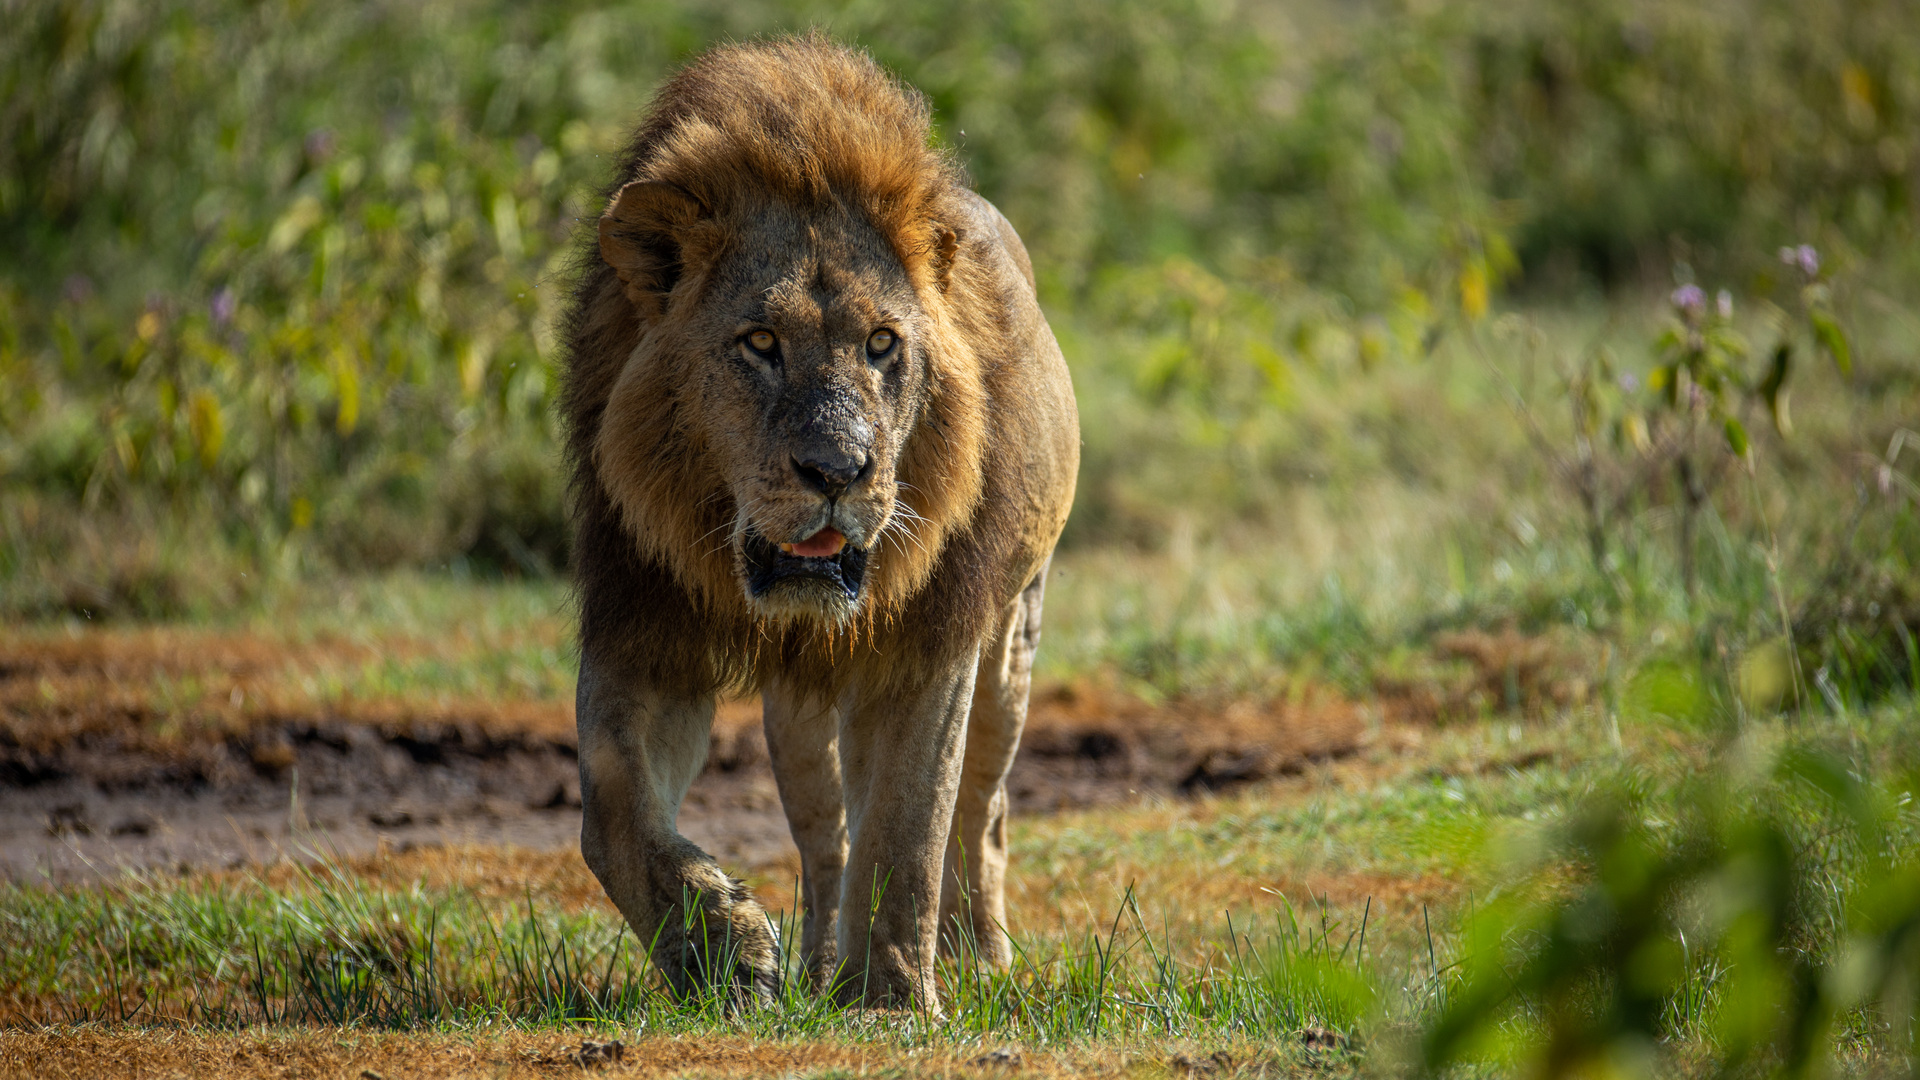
[746,330,777,355]
[865,328,896,358]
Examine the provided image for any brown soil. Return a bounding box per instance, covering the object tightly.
[2,632,1373,884]
[0,1027,1277,1080]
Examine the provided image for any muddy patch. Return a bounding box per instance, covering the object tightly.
[1,701,805,884]
[2,638,1373,882]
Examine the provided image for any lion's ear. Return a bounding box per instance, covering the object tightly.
[929,224,961,293]
[599,180,706,318]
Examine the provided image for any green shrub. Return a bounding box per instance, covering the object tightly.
[1423,740,1920,1079]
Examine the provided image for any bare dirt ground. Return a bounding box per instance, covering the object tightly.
[1,632,1377,884]
[0,1027,1291,1080]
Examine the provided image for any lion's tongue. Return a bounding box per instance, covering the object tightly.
[781,528,846,559]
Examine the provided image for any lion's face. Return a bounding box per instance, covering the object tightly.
[696,207,930,621]
[598,186,941,625]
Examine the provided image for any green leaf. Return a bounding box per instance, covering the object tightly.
[1760,344,1792,436]
[1759,343,1791,398]
[1810,310,1852,375]
[1724,416,1749,456]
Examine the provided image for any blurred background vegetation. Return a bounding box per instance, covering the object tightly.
[10,0,1913,702]
[2,0,1913,604]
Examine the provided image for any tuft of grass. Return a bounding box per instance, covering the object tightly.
[0,855,1389,1045]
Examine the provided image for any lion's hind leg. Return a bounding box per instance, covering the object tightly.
[576,657,780,1006]
[941,563,1048,969]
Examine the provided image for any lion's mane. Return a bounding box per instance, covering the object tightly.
[559,35,1036,699]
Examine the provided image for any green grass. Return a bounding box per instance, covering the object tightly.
[261,573,578,705]
[1,842,1385,1045]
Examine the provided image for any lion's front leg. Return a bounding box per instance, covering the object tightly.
[576,653,779,1005]
[762,677,847,991]
[834,650,980,1010]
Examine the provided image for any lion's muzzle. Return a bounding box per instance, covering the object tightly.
[743,527,871,601]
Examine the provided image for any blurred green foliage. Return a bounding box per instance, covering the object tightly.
[1423,734,1920,1079]
[1,0,1917,615]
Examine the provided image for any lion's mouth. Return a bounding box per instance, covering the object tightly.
[743,527,870,601]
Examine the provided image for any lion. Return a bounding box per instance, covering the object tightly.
[557,35,1079,1009]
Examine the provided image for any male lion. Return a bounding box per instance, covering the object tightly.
[558,36,1078,1009]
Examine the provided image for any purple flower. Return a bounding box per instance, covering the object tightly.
[304,128,336,163]
[1716,289,1733,319]
[210,287,236,326]
[1670,283,1707,318]
[1780,244,1819,277]
[1618,373,1640,393]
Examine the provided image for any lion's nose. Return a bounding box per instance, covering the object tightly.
[792,451,870,499]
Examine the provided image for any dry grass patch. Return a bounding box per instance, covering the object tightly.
[0,625,578,754]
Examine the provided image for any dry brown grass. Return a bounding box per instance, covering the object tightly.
[1025,681,1366,760]
[0,631,1565,1074]
[1373,626,1598,725]
[1002,768,1468,963]
[5,614,1589,791]
[1,626,1379,757]
[1,623,1391,811]
[2,619,1555,1067]
[0,626,577,754]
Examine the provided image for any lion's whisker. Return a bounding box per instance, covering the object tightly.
[694,518,737,550]
[888,502,934,533]
[878,512,931,557]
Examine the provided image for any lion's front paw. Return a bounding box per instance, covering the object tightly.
[829,944,943,1016]
[655,876,782,1009]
